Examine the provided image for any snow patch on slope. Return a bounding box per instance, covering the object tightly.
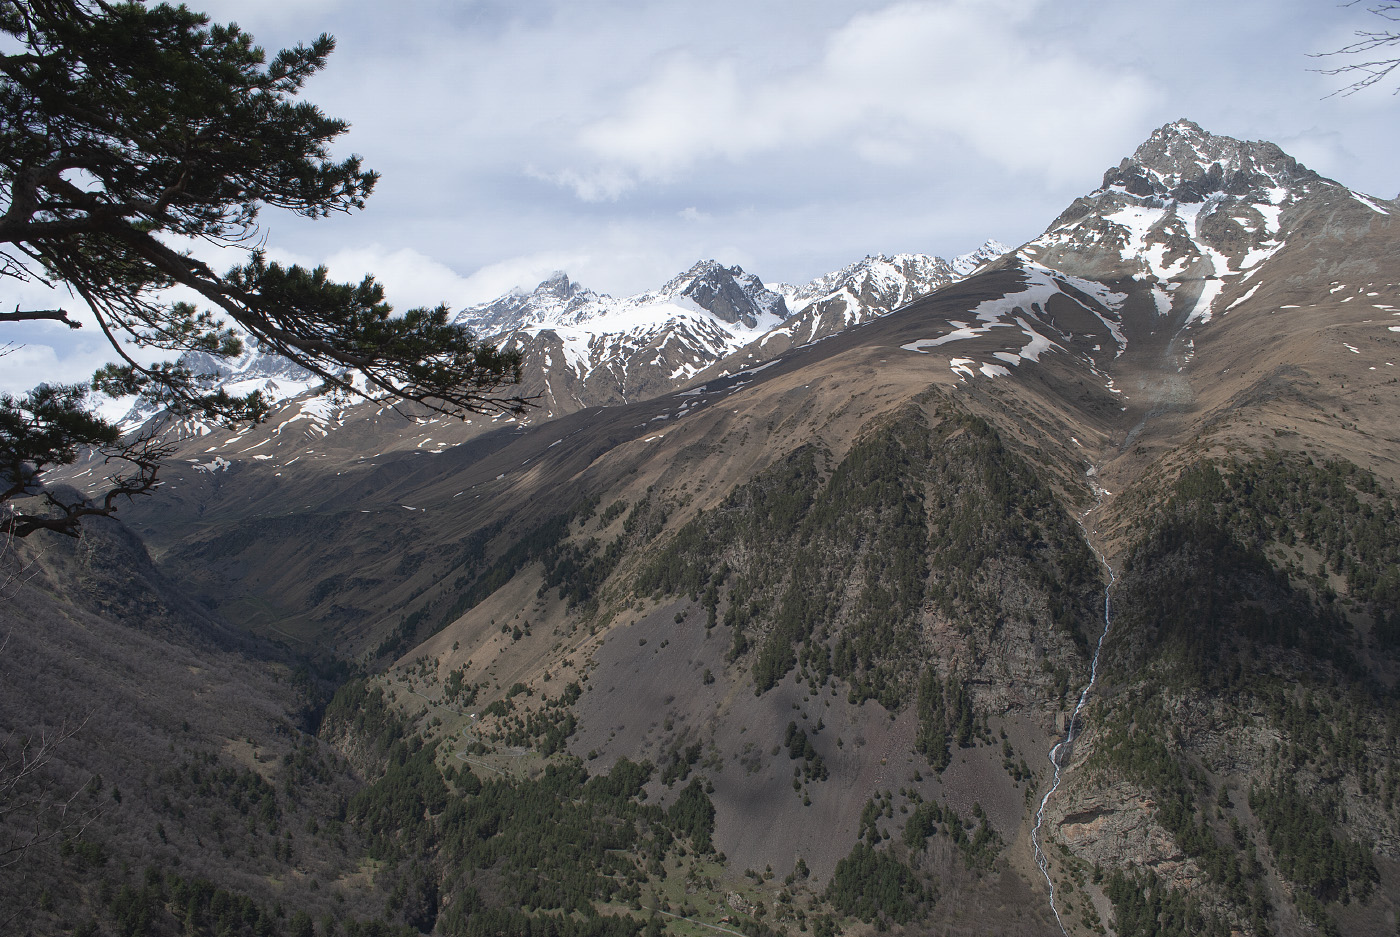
[1353,193,1391,215]
[902,262,1121,375]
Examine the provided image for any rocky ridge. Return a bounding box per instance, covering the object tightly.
[106,241,1008,431]
[458,242,1008,414]
[1023,118,1352,321]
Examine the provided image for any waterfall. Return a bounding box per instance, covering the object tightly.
[1030,484,1116,936]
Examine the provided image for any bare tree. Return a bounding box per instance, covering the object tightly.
[0,522,45,599]
[0,629,98,930]
[1314,1,1400,95]
[0,713,93,869]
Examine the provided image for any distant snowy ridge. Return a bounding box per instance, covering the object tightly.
[97,239,1007,433]
[456,259,789,336]
[99,337,326,432]
[455,241,1007,414]
[758,240,1009,351]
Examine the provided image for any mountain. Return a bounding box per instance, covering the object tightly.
[98,335,325,431]
[746,242,1010,359]
[12,121,1400,937]
[456,260,792,415]
[101,241,1006,437]
[455,243,1007,416]
[1025,117,1338,330]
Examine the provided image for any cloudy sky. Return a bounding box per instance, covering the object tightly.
[4,0,1399,392]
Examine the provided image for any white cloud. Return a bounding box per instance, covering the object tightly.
[257,243,522,309]
[151,0,1400,303]
[316,246,483,310]
[459,246,698,303]
[0,342,114,396]
[524,166,637,204]
[554,0,1154,198]
[300,243,712,311]
[458,252,598,304]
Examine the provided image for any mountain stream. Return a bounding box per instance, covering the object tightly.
[1030,479,1117,936]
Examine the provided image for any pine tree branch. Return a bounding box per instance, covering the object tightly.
[0,431,174,539]
[0,307,79,328]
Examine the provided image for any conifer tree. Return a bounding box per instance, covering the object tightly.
[0,0,526,536]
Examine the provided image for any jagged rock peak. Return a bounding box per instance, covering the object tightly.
[1024,120,1357,303]
[178,336,314,383]
[1103,119,1320,204]
[108,336,323,430]
[456,271,606,333]
[511,270,604,309]
[534,270,581,301]
[661,260,788,327]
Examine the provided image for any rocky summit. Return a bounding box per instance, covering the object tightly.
[8,120,1400,937]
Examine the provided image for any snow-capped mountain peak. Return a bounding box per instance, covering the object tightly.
[764,243,1008,345]
[111,240,1002,434]
[456,260,787,336]
[1111,118,1320,201]
[992,117,1399,383]
[99,337,323,431]
[457,271,607,334]
[655,260,789,327]
[480,262,795,405]
[950,238,1012,276]
[1021,120,1349,303]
